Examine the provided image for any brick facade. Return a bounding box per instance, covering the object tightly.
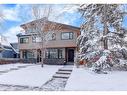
[44,58,65,65]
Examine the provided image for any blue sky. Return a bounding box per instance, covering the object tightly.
[0,4,127,43]
[123,16,127,28]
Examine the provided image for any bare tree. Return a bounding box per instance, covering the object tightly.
[30,5,64,67]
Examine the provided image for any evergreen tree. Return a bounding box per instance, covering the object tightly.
[77,4,127,73]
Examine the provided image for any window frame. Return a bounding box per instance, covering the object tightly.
[32,35,42,43]
[61,32,73,40]
[20,37,29,44]
[48,33,56,41]
[45,48,63,59]
[22,50,34,59]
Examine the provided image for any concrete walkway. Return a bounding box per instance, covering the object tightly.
[40,65,73,91]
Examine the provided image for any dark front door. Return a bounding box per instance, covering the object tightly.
[37,50,41,62]
[68,49,74,62]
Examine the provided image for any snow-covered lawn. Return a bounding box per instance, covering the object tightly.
[0,64,62,87]
[65,67,127,91]
[0,63,32,71]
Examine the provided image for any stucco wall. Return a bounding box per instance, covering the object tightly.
[18,29,79,50]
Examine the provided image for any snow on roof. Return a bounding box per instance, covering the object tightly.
[10,43,19,53]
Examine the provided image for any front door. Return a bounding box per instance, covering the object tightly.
[68,49,74,62]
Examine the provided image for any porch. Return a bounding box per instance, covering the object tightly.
[19,47,76,65]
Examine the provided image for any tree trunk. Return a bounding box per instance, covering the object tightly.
[103,23,108,49]
[103,5,109,50]
[41,48,45,67]
[41,43,45,67]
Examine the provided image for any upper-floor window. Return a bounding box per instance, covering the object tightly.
[48,33,56,41]
[20,37,29,44]
[61,32,73,40]
[27,27,37,33]
[32,36,41,43]
[27,28,34,33]
[46,33,56,41]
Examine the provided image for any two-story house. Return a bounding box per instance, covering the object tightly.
[17,18,80,65]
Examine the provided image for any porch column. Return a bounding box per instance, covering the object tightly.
[20,50,23,59]
[34,49,37,59]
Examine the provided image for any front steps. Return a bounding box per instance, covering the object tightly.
[56,71,71,74]
[40,65,73,91]
[53,66,73,79]
[53,74,70,79]
[66,62,74,65]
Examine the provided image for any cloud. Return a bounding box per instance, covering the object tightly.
[1,4,80,24]
[3,26,23,43]
[29,4,80,25]
[2,5,21,22]
[44,4,80,25]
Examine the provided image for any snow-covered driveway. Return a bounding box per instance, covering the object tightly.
[0,64,62,87]
[65,67,127,91]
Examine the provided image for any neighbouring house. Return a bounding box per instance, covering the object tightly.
[10,43,20,58]
[0,35,18,59]
[17,18,80,65]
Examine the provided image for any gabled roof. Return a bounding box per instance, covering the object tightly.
[20,17,80,31]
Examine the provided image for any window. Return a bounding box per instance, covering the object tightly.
[52,33,56,40]
[48,33,56,41]
[27,51,34,58]
[49,49,57,58]
[20,37,29,44]
[22,50,34,59]
[45,49,58,58]
[27,27,36,33]
[58,49,63,58]
[27,28,32,33]
[61,32,73,40]
[45,48,63,59]
[32,36,41,43]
